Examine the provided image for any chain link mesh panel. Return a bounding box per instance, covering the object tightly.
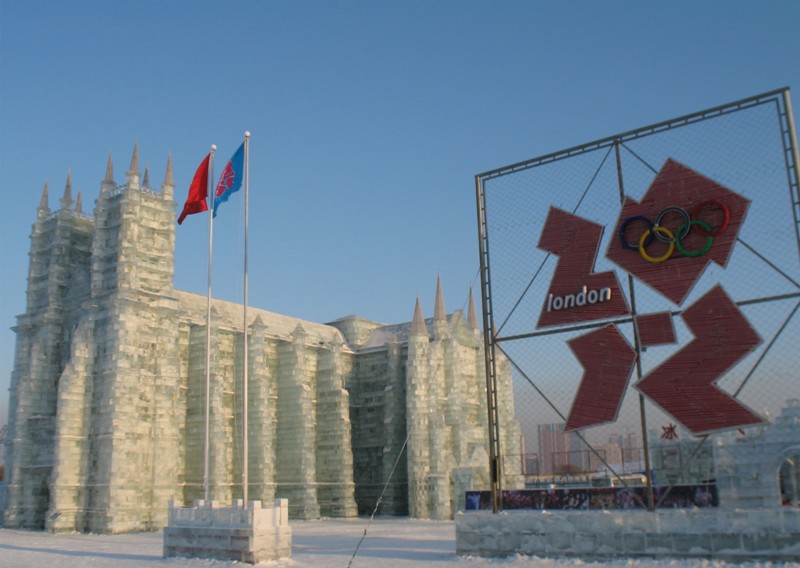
[477,89,800,509]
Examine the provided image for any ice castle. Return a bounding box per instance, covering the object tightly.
[2,146,522,533]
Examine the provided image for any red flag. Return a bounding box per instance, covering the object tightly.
[178,153,211,225]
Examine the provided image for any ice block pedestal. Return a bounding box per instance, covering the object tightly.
[163,499,291,563]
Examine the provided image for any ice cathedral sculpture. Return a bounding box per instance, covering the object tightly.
[2,146,522,532]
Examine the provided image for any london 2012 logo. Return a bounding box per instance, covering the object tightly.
[536,158,763,436]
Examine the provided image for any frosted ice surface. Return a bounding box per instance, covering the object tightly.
[0,518,788,567]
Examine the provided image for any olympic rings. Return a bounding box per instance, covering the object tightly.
[654,207,690,243]
[674,220,713,257]
[619,201,730,262]
[619,216,653,250]
[639,227,674,263]
[692,200,730,236]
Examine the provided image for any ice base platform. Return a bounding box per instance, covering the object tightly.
[163,498,291,563]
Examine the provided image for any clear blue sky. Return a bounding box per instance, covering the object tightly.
[1,0,798,426]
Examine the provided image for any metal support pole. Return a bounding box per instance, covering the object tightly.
[476,174,503,513]
[204,145,216,503]
[780,89,800,266]
[614,141,655,511]
[242,132,251,506]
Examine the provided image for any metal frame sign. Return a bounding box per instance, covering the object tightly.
[536,158,762,434]
[475,88,800,512]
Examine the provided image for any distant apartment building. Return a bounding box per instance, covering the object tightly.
[537,423,570,475]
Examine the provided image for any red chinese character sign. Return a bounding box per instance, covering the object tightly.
[536,158,764,435]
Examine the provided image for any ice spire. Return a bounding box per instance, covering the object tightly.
[60,171,73,209]
[432,274,448,338]
[433,274,446,322]
[126,143,140,188]
[467,287,479,330]
[292,322,307,338]
[101,152,115,193]
[129,143,139,172]
[38,181,50,215]
[161,153,174,199]
[410,297,428,336]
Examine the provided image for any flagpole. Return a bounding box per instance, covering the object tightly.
[204,144,216,503]
[242,131,250,507]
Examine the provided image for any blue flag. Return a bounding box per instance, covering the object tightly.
[213,142,245,216]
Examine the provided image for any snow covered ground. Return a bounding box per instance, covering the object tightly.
[0,517,793,568]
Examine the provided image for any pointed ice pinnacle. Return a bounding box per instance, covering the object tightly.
[104,153,115,183]
[142,165,150,188]
[467,287,479,330]
[161,154,175,199]
[129,143,140,174]
[101,153,115,195]
[126,143,140,187]
[433,274,446,322]
[411,297,428,336]
[75,191,83,214]
[60,171,73,209]
[39,181,50,213]
[163,154,174,187]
